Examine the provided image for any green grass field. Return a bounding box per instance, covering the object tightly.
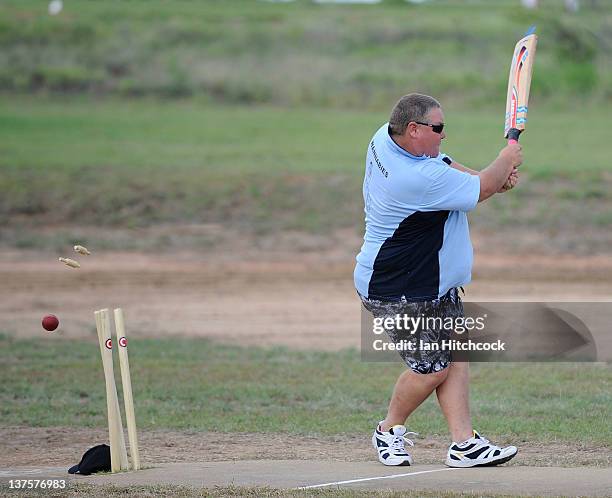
[2,96,611,175]
[1,336,610,445]
[1,96,611,250]
[1,0,611,249]
[1,0,610,106]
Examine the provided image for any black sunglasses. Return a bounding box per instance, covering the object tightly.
[415,121,445,134]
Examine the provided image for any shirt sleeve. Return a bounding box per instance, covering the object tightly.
[420,158,480,212]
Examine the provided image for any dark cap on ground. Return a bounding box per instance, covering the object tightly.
[68,444,111,475]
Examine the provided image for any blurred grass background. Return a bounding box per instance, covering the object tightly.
[1,0,611,252]
[1,0,610,105]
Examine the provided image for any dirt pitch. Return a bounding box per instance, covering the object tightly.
[1,231,611,496]
[3,231,612,350]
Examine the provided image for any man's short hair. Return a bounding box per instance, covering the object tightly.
[388,94,441,136]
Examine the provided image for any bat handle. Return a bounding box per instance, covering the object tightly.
[507,128,522,144]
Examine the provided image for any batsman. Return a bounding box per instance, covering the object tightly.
[355,28,536,468]
[355,89,526,469]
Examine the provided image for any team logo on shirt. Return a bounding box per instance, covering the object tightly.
[370,141,389,178]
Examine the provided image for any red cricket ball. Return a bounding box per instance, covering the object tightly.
[42,314,59,331]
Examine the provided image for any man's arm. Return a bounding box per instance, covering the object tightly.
[449,161,479,176]
[447,145,522,202]
[477,143,522,202]
[451,159,519,195]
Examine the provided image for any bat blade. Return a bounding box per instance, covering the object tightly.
[504,27,538,142]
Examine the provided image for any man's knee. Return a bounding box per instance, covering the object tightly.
[420,367,449,389]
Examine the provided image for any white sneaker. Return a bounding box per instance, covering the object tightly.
[445,430,518,468]
[372,423,417,466]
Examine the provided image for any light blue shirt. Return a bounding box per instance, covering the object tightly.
[354,123,481,301]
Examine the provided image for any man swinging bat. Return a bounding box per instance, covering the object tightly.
[354,28,537,468]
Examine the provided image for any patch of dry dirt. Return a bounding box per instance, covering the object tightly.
[1,426,609,469]
[2,240,612,350]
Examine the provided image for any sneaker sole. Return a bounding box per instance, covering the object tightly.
[445,449,518,468]
[379,459,412,466]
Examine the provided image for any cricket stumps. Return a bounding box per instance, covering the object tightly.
[94,308,140,472]
[114,308,141,470]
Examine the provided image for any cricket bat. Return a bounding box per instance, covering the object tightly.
[504,26,538,144]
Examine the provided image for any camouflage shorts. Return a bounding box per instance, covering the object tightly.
[360,288,464,374]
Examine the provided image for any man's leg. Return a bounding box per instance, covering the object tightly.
[438,361,518,467]
[435,361,472,442]
[380,367,448,431]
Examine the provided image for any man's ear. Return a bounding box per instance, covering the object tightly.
[406,121,418,138]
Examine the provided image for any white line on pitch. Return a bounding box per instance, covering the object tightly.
[298,467,459,489]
